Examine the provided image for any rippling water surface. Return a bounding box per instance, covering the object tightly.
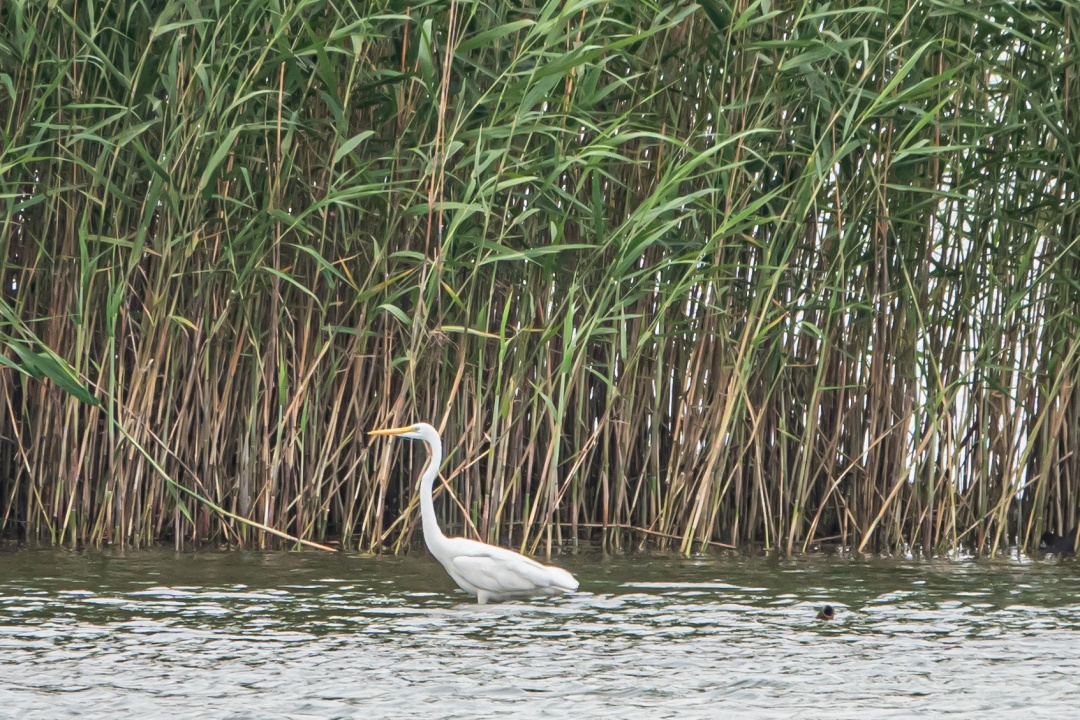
[1,548,1079,718]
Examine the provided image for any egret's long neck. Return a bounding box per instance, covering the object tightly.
[419,438,446,545]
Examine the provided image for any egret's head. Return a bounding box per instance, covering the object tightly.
[368,422,438,442]
[368,424,423,440]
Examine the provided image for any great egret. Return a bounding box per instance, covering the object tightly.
[369,422,579,604]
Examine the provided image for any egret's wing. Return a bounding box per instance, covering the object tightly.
[450,546,577,596]
[476,544,579,591]
[450,554,543,595]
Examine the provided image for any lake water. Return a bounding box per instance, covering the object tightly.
[0,549,1077,718]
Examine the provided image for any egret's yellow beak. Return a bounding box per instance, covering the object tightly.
[368,425,417,437]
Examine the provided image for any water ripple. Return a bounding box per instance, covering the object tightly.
[0,551,1079,718]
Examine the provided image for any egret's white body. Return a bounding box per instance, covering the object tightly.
[370,422,579,604]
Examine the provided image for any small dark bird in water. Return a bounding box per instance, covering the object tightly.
[816,604,835,621]
[1039,527,1078,555]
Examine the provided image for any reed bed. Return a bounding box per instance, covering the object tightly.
[0,0,1078,555]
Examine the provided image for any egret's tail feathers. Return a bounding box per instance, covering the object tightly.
[548,565,579,593]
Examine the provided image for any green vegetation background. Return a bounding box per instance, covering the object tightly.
[1,0,1078,555]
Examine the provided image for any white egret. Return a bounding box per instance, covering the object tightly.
[369,422,579,604]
